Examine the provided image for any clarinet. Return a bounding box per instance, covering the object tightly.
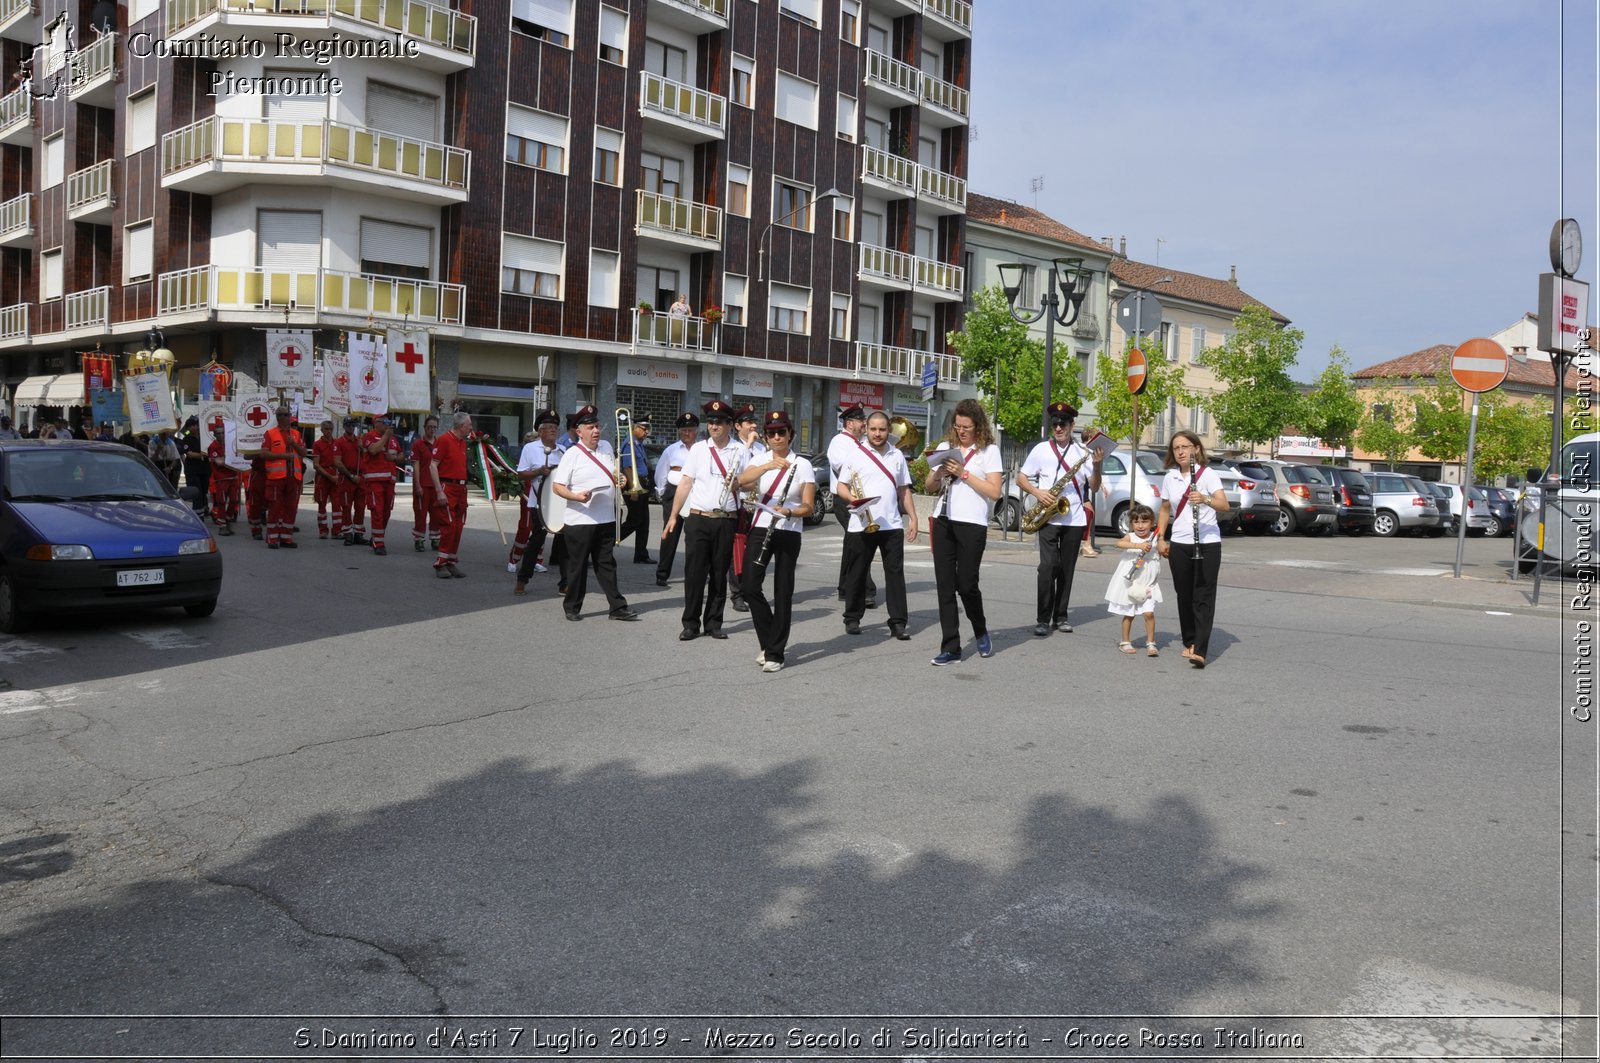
[752,459,799,570]
[1189,464,1203,561]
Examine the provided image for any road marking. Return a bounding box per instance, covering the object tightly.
[1485,610,1512,616]
[0,690,48,714]
[0,637,63,663]
[123,629,209,651]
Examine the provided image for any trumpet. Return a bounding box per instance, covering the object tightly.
[849,471,879,533]
[714,446,741,511]
[613,407,630,523]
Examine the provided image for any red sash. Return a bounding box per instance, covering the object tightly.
[854,440,902,517]
[1051,440,1083,505]
[1171,466,1205,522]
[734,464,791,577]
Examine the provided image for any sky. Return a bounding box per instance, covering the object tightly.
[968,0,1598,383]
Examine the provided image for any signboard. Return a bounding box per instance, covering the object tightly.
[125,369,177,435]
[1276,435,1349,459]
[1126,347,1149,395]
[1537,274,1591,358]
[731,368,773,398]
[1449,338,1509,393]
[347,332,388,416]
[838,380,885,409]
[235,390,274,452]
[1116,291,1164,341]
[920,359,939,402]
[618,359,689,392]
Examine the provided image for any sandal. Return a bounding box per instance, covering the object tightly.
[1181,646,1196,661]
[1080,546,1100,557]
[1119,641,1136,654]
[1190,655,1206,669]
[1146,644,1159,657]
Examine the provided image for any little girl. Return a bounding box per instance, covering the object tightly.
[1106,502,1164,656]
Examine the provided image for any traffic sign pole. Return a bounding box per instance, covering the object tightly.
[1453,392,1482,578]
[1446,339,1507,579]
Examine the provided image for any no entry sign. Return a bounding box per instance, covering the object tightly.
[1127,347,1149,395]
[1450,338,1509,393]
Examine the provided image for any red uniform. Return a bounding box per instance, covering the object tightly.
[312,436,343,538]
[335,431,365,542]
[410,433,440,550]
[432,429,469,572]
[360,428,405,552]
[207,439,240,532]
[246,456,268,540]
[262,424,305,546]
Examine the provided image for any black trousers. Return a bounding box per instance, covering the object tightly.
[931,516,988,655]
[656,488,682,581]
[740,527,800,662]
[728,513,751,604]
[514,508,550,582]
[1167,541,1222,658]
[844,528,908,626]
[561,521,627,616]
[682,514,734,633]
[1035,522,1086,625]
[835,500,876,598]
[618,491,651,556]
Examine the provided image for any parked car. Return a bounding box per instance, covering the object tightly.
[803,453,833,527]
[1479,486,1517,538]
[1424,482,1494,536]
[1516,432,1600,574]
[0,440,223,633]
[1216,458,1280,534]
[1366,471,1444,537]
[1325,466,1377,535]
[1234,459,1338,535]
[1097,448,1167,534]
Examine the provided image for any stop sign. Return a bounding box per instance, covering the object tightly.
[1127,347,1149,395]
[1450,338,1509,393]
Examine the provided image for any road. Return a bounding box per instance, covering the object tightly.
[0,500,1593,1059]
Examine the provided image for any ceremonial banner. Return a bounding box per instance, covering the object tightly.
[385,327,431,412]
[197,399,233,440]
[222,419,251,472]
[266,329,315,389]
[82,353,116,398]
[198,364,233,401]
[90,388,125,428]
[125,369,177,435]
[235,390,275,453]
[323,350,350,419]
[297,361,327,428]
[347,332,388,416]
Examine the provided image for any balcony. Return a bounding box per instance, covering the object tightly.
[920,73,969,126]
[857,243,913,291]
[632,308,716,355]
[854,342,961,388]
[0,303,28,346]
[635,188,721,251]
[0,193,33,248]
[0,0,31,44]
[156,265,465,325]
[64,286,111,332]
[163,0,475,72]
[914,256,964,300]
[860,144,916,198]
[161,117,469,203]
[922,0,971,39]
[863,50,920,106]
[66,160,114,223]
[638,71,726,142]
[648,0,726,33]
[0,86,32,145]
[916,163,966,213]
[68,31,116,107]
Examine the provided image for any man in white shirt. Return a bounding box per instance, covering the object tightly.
[653,411,699,587]
[827,405,876,608]
[661,399,743,640]
[836,411,919,640]
[512,409,562,595]
[1016,403,1103,637]
[549,405,638,622]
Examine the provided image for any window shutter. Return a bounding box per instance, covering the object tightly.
[599,6,627,53]
[257,210,323,271]
[360,219,432,271]
[507,105,567,145]
[514,0,572,33]
[42,136,63,187]
[125,223,154,280]
[589,250,619,307]
[42,251,62,299]
[775,73,817,129]
[504,234,564,272]
[769,282,809,311]
[1191,326,1205,361]
[724,273,746,310]
[366,84,438,141]
[837,94,857,140]
[127,92,157,154]
[263,72,328,121]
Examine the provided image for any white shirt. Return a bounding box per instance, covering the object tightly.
[841,439,912,533]
[748,456,816,534]
[1161,465,1224,544]
[552,443,619,526]
[826,430,860,482]
[931,442,1002,526]
[655,438,693,492]
[1019,438,1093,527]
[680,437,745,514]
[517,439,562,510]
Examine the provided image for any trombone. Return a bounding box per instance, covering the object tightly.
[613,406,633,523]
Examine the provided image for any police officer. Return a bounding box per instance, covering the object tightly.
[654,412,698,587]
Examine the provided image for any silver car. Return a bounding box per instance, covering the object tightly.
[1429,482,1495,537]
[1098,448,1169,534]
[1367,471,1443,537]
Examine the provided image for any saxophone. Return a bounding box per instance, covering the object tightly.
[1020,448,1096,534]
[849,471,879,533]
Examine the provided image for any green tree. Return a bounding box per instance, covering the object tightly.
[1197,303,1304,453]
[947,284,1081,441]
[1410,369,1470,467]
[1297,348,1365,458]
[1087,336,1190,446]
[1354,384,1414,469]
[1474,393,1554,483]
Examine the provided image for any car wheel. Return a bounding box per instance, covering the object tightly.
[0,568,28,635]
[1272,506,1294,536]
[1373,510,1399,537]
[183,598,218,619]
[1113,503,1131,536]
[992,497,1022,532]
[805,489,831,527]
[1305,523,1329,537]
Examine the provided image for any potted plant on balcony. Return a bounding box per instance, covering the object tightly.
[637,301,653,315]
[702,305,723,325]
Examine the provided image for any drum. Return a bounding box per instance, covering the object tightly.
[539,475,567,533]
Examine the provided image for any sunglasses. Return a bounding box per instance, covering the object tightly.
[764,427,790,436]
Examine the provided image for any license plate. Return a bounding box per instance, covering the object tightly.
[116,568,165,587]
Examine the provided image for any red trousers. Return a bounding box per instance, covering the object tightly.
[509,504,535,566]
[210,474,240,527]
[266,476,298,545]
[433,482,468,567]
[413,484,440,542]
[363,476,395,548]
[339,476,365,535]
[246,469,268,536]
[314,474,341,536]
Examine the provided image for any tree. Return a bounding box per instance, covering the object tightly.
[947,285,1081,442]
[1297,348,1365,458]
[1474,392,1554,483]
[1409,369,1470,467]
[1354,384,1414,470]
[1087,336,1190,446]
[991,340,1082,442]
[1197,304,1304,453]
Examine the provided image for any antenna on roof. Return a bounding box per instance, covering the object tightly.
[1029,175,1044,208]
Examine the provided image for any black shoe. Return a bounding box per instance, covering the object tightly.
[1033,624,1051,637]
[655,577,670,588]
[731,599,750,613]
[373,545,386,556]
[558,585,569,595]
[267,542,279,550]
[565,611,583,622]
[610,609,640,621]
[634,555,655,565]
[281,540,298,549]
[890,624,911,641]
[865,598,879,609]
[708,630,728,640]
[844,619,861,635]
[679,628,698,641]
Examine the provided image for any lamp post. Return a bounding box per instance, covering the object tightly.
[996,257,1089,438]
[756,187,844,283]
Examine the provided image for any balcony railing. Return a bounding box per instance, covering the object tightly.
[66,160,113,215]
[0,86,31,135]
[923,0,971,34]
[858,243,913,286]
[914,255,964,296]
[65,286,111,331]
[861,144,916,194]
[0,193,31,241]
[636,189,722,244]
[921,73,969,119]
[157,265,465,324]
[639,71,726,135]
[864,49,920,99]
[0,303,27,342]
[164,0,476,57]
[633,309,716,354]
[658,0,726,19]
[162,117,469,194]
[917,164,966,209]
[854,342,962,386]
[68,31,115,91]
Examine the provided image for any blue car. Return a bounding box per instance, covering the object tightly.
[0,439,222,633]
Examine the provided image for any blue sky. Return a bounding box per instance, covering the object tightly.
[968,0,1598,382]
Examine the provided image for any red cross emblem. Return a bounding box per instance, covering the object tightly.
[334,370,350,391]
[207,414,225,433]
[363,366,377,388]
[277,344,302,367]
[395,342,424,374]
[245,405,271,428]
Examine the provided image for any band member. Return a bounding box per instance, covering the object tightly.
[207,424,240,535]
[616,411,654,565]
[728,404,767,612]
[311,419,342,539]
[1016,402,1104,637]
[653,411,699,587]
[513,409,563,595]
[430,411,474,578]
[828,405,876,608]
[1155,430,1229,669]
[336,418,368,546]
[550,405,639,621]
[836,410,919,640]
[736,410,816,673]
[925,398,1003,666]
[411,415,441,553]
[261,407,307,549]
[662,399,742,640]
[359,416,405,555]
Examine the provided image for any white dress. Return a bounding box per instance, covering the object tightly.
[1105,533,1164,616]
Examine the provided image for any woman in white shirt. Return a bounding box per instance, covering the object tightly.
[924,399,1004,666]
[1154,430,1229,669]
[734,410,816,673]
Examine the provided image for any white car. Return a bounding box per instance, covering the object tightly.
[1518,432,1600,575]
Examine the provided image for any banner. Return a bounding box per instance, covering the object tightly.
[197,399,232,439]
[125,369,177,435]
[90,388,125,428]
[323,350,350,419]
[297,361,327,428]
[235,390,275,453]
[348,332,388,416]
[385,327,431,412]
[266,329,315,389]
[82,353,115,398]
[198,364,233,401]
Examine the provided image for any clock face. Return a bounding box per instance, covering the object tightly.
[1551,218,1582,276]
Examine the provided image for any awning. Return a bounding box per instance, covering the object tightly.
[13,375,54,407]
[43,374,85,404]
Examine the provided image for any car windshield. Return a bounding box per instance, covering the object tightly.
[4,449,173,501]
[1561,438,1600,490]
[1136,454,1165,474]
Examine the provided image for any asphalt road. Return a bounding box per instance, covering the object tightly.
[0,500,1593,1060]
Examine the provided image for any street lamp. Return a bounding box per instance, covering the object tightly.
[756,186,844,282]
[129,326,174,371]
[996,257,1090,437]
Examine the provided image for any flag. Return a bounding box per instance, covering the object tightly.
[348,332,388,416]
[198,364,233,401]
[297,361,326,428]
[385,327,431,412]
[266,329,314,389]
[124,368,176,435]
[82,353,115,397]
[323,350,350,419]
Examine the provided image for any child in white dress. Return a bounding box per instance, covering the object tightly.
[1105,503,1164,656]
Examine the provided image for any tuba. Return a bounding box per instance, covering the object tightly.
[887,415,922,455]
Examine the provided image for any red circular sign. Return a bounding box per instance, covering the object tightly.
[1450,338,1509,393]
[1126,347,1149,395]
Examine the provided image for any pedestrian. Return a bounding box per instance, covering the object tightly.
[616,411,654,565]
[661,400,743,640]
[336,418,367,546]
[0,416,18,440]
[261,407,306,548]
[925,398,1003,666]
[207,424,240,535]
[653,411,698,587]
[1015,402,1102,636]
[1154,430,1229,669]
[359,416,405,555]
[311,419,342,539]
[549,405,638,620]
[827,405,876,608]
[430,411,473,578]
[1105,502,1162,657]
[835,410,918,640]
[179,417,209,517]
[512,409,563,594]
[411,415,442,552]
[736,410,816,673]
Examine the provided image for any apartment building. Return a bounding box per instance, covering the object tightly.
[0,0,971,452]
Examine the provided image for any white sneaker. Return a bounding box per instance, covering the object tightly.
[506,562,518,573]
[761,659,783,673]
[533,562,548,573]
[756,651,766,665]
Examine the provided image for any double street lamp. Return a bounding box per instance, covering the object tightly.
[996,257,1089,438]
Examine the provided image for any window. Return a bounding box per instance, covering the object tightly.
[778,0,819,27]
[367,82,437,140]
[914,224,934,259]
[643,38,687,83]
[42,135,63,188]
[129,0,157,22]
[637,265,679,310]
[836,94,857,141]
[769,283,810,334]
[593,127,622,185]
[1019,264,1037,305]
[257,210,322,271]
[506,105,567,173]
[856,304,878,343]
[866,20,889,54]
[124,222,153,282]
[598,5,627,64]
[42,17,68,74]
[589,250,619,308]
[727,164,751,217]
[41,249,62,300]
[912,313,930,350]
[840,0,859,43]
[864,116,889,152]
[775,72,818,130]
[1191,325,1206,361]
[1161,322,1177,361]
[640,151,682,198]
[263,69,328,121]
[360,218,432,280]
[723,274,746,326]
[830,293,850,340]
[503,234,563,298]
[919,135,938,168]
[730,54,754,108]
[512,0,572,45]
[832,194,853,241]
[126,91,156,155]
[921,45,942,78]
[860,209,883,246]
[774,181,813,230]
